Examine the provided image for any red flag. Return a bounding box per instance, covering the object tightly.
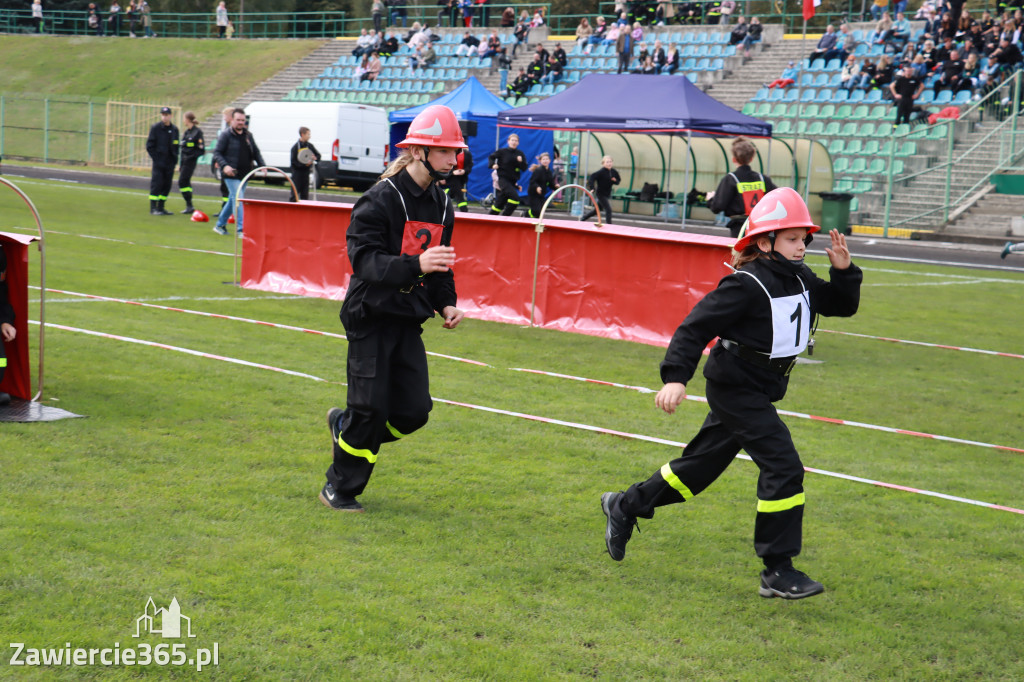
[803,0,821,21]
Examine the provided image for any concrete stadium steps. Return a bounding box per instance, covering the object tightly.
[930,191,1024,244]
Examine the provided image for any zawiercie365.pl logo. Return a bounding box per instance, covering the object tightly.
[9,597,220,671]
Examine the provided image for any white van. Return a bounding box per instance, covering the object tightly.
[243,101,389,191]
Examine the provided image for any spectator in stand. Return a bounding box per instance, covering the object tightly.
[955,11,974,43]
[933,49,968,95]
[634,55,658,74]
[362,51,382,81]
[933,35,957,65]
[458,0,473,28]
[979,10,997,41]
[410,42,437,72]
[455,30,480,55]
[371,0,384,33]
[108,1,121,37]
[506,67,532,98]
[890,62,925,124]
[216,1,228,38]
[917,39,937,70]
[966,22,986,56]
[729,15,747,45]
[909,52,928,77]
[538,54,563,84]
[765,60,798,88]
[874,11,892,45]
[389,0,408,27]
[635,41,650,66]
[526,52,545,80]
[871,0,889,22]
[379,32,399,56]
[552,42,567,67]
[585,16,609,52]
[126,0,138,37]
[740,17,763,58]
[651,39,667,72]
[513,14,531,55]
[405,22,426,47]
[500,6,515,26]
[88,3,103,35]
[533,41,549,64]
[719,0,736,25]
[437,0,453,27]
[353,28,374,57]
[531,9,545,27]
[854,57,877,89]
[809,24,837,62]
[825,28,856,62]
[140,0,152,38]
[32,1,43,33]
[962,51,985,95]
[576,17,592,49]
[880,11,912,53]
[616,22,636,73]
[664,44,681,74]
[839,54,862,91]
[479,31,501,58]
[987,37,1024,82]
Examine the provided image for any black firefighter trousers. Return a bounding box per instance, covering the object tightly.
[620,379,806,567]
[326,317,432,497]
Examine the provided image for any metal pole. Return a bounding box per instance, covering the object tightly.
[0,95,5,157]
[44,98,50,162]
[943,120,953,225]
[87,101,93,163]
[664,133,673,223]
[233,166,300,284]
[680,129,692,230]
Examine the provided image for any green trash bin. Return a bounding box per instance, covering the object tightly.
[817,192,853,235]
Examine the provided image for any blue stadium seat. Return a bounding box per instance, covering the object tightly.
[815,89,833,103]
[934,90,953,104]
[919,90,935,104]
[848,89,865,102]
[710,58,724,70]
[783,88,800,102]
[865,89,882,103]
[685,72,697,83]
[825,58,841,71]
[801,89,817,102]
[953,89,972,104]
[751,87,770,102]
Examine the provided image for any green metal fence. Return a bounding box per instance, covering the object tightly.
[0,93,109,165]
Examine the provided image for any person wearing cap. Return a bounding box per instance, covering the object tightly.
[600,187,862,600]
[145,106,180,216]
[319,104,467,513]
[889,61,924,125]
[766,61,799,88]
[707,137,777,239]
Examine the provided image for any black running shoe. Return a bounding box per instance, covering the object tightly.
[319,481,364,512]
[601,491,638,561]
[759,566,825,599]
[326,406,344,447]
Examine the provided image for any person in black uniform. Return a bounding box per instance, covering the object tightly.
[889,62,925,125]
[0,245,16,406]
[289,126,322,202]
[708,137,777,239]
[319,104,467,513]
[601,187,862,600]
[146,107,179,216]
[212,108,265,235]
[177,111,204,214]
[580,155,620,224]
[527,151,559,219]
[442,145,472,212]
[488,133,527,217]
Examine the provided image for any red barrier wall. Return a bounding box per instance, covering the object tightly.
[239,199,734,346]
[0,233,37,400]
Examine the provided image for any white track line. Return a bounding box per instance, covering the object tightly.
[818,328,1024,359]
[30,319,1024,517]
[4,225,231,257]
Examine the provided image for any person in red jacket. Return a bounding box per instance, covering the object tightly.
[601,187,863,600]
[319,105,467,513]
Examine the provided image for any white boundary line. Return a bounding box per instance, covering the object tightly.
[30,319,1024,517]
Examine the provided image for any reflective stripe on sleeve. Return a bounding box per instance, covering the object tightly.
[757,492,805,513]
[660,463,694,501]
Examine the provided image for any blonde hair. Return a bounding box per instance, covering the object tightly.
[379,148,418,181]
[731,138,756,165]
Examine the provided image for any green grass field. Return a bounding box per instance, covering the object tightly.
[1,176,1023,680]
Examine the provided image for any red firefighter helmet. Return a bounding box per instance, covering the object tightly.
[396,105,468,149]
[190,210,209,223]
[734,186,820,252]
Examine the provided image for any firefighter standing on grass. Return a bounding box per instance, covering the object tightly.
[146,106,179,216]
[708,137,777,238]
[488,133,526,217]
[178,111,205,215]
[319,104,467,513]
[442,145,473,212]
[601,187,862,600]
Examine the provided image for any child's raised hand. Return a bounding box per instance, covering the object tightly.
[825,229,852,270]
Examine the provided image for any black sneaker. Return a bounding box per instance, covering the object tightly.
[326,406,343,447]
[759,566,825,600]
[318,482,364,512]
[601,491,638,561]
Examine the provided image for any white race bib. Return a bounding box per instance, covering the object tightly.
[738,271,810,358]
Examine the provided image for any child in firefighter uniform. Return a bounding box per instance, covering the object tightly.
[708,137,777,238]
[320,105,467,512]
[601,187,862,599]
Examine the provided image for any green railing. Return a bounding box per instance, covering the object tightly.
[881,70,1024,236]
[0,93,107,165]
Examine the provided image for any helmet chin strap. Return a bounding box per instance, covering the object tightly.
[420,147,451,181]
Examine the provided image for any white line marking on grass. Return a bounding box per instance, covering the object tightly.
[507,368,1024,455]
[818,329,1024,359]
[33,318,1024,516]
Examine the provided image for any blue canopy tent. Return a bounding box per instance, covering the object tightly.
[389,77,554,201]
[497,74,771,224]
